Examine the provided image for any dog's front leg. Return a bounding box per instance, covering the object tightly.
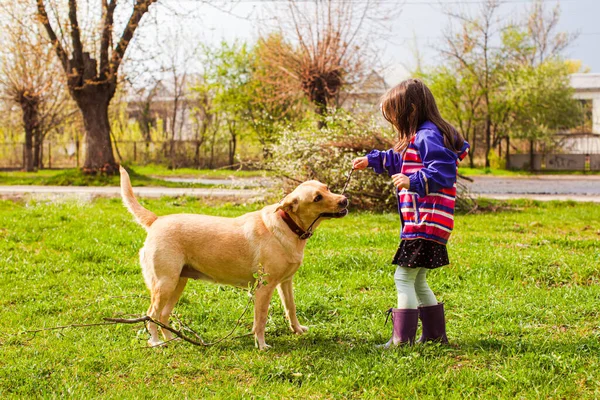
[277,280,308,334]
[252,283,276,350]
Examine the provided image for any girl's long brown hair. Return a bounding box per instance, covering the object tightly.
[380,78,465,153]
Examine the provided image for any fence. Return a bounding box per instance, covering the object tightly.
[508,154,600,171]
[0,140,233,170]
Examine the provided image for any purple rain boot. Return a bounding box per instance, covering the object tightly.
[380,308,419,348]
[417,302,449,344]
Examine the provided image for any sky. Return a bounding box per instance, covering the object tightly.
[145,0,600,85]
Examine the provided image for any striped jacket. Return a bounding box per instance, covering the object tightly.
[367,121,470,245]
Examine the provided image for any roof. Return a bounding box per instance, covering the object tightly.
[570,73,600,91]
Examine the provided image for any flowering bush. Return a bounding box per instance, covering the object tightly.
[267,111,398,211]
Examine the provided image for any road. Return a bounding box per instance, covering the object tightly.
[0,175,599,202]
[465,175,600,202]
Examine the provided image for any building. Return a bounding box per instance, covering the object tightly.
[570,73,600,134]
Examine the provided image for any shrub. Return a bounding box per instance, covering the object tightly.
[266,111,398,211]
[267,110,476,213]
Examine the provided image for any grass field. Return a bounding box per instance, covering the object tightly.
[0,165,268,187]
[0,198,599,398]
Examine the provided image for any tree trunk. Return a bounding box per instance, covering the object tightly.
[33,131,43,169]
[529,139,535,172]
[315,101,327,129]
[22,129,34,172]
[484,114,491,168]
[228,132,237,168]
[209,129,217,169]
[79,96,117,174]
[18,98,39,172]
[505,135,510,170]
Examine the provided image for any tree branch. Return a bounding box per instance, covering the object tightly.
[110,0,157,79]
[100,0,117,80]
[35,0,69,73]
[68,0,84,70]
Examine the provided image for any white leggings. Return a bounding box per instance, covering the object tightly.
[394,266,438,309]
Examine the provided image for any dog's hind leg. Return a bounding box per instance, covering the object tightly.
[142,249,184,347]
[146,279,179,346]
[159,277,188,341]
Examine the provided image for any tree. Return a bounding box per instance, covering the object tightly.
[247,35,304,156]
[440,0,503,168]
[431,0,580,169]
[419,67,482,168]
[0,6,73,171]
[260,0,396,127]
[35,0,157,174]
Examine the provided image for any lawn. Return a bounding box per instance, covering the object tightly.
[0,198,599,398]
[0,165,268,187]
[0,168,216,188]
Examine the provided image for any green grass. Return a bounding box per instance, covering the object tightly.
[0,198,599,398]
[131,163,270,179]
[0,168,216,188]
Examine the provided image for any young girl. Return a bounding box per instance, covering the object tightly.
[353,78,469,347]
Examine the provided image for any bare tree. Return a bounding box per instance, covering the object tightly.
[260,0,396,127]
[0,6,73,171]
[527,0,578,65]
[35,0,157,174]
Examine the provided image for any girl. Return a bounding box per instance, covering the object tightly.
[353,78,469,347]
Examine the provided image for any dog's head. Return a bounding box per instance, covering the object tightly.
[276,180,348,227]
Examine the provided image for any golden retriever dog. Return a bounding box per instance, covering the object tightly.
[119,166,348,349]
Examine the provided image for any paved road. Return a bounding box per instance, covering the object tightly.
[464,175,600,202]
[1,175,599,202]
[467,175,600,195]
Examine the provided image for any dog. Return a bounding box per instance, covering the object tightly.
[119,166,348,349]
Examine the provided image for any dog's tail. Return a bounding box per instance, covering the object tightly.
[119,166,157,229]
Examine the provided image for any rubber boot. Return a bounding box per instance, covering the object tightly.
[379,308,419,348]
[417,302,449,344]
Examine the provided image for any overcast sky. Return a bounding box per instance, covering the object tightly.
[125,0,600,85]
[145,0,598,85]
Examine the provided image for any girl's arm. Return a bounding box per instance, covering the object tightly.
[366,149,403,176]
[409,129,470,197]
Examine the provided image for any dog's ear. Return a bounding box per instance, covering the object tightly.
[276,195,299,214]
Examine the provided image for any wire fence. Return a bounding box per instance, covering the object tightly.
[0,140,234,170]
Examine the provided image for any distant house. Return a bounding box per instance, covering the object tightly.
[570,73,600,134]
[552,74,600,155]
[339,70,388,113]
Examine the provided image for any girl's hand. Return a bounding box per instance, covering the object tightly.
[352,157,369,170]
[392,173,410,190]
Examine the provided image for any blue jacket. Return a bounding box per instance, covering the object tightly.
[366,121,469,244]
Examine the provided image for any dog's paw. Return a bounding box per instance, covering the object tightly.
[147,339,165,347]
[255,341,271,351]
[292,324,309,334]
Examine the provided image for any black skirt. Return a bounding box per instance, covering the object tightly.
[392,239,449,269]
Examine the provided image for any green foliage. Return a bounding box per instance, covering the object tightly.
[192,40,304,162]
[0,199,599,397]
[423,3,581,169]
[496,55,582,143]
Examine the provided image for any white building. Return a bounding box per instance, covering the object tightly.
[570,73,600,134]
